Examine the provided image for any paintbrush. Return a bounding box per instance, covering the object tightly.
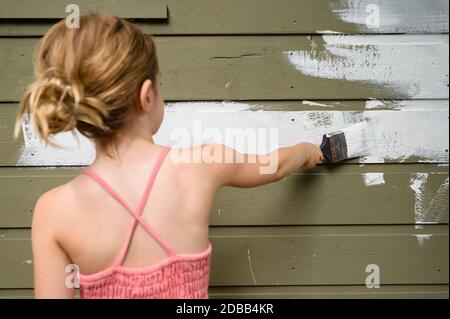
[320,120,376,163]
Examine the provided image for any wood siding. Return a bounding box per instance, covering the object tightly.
[0,0,448,298]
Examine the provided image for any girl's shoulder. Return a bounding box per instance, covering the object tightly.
[32,175,85,233]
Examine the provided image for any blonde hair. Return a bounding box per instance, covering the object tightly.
[14,12,160,156]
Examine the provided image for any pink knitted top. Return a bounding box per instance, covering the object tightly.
[78,147,212,299]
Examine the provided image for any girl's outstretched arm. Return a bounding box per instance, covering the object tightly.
[201,142,324,189]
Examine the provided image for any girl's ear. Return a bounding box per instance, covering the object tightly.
[139,79,153,112]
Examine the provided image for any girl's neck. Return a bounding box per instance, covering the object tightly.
[92,131,157,168]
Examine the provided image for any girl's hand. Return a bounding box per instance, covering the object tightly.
[299,142,324,169]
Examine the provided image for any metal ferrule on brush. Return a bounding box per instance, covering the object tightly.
[320,132,349,163]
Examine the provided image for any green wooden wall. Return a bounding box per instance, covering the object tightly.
[0,0,448,298]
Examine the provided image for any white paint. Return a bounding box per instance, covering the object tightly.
[414,212,434,247]
[247,249,257,285]
[165,101,255,113]
[365,100,450,111]
[362,173,385,187]
[330,0,449,33]
[17,105,449,165]
[317,30,344,34]
[359,156,385,164]
[415,234,433,248]
[365,100,385,110]
[302,100,333,108]
[410,174,449,224]
[410,173,430,224]
[18,115,95,166]
[283,35,449,99]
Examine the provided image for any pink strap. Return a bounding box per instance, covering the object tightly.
[81,147,176,265]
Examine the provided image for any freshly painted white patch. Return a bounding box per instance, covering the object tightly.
[283,35,449,98]
[410,174,449,224]
[317,30,344,34]
[17,105,449,165]
[415,234,433,248]
[359,156,385,164]
[365,100,450,111]
[329,0,449,33]
[302,100,333,108]
[410,173,430,224]
[165,101,254,113]
[362,173,385,187]
[18,115,95,166]
[365,100,385,110]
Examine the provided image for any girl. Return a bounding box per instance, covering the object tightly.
[14,13,323,299]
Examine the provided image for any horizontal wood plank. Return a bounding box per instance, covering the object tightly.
[1,101,448,165]
[209,285,450,299]
[0,0,447,35]
[0,285,448,299]
[0,165,448,228]
[0,0,167,19]
[0,226,447,288]
[0,36,448,102]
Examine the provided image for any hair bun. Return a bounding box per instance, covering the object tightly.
[28,76,79,141]
[15,73,111,147]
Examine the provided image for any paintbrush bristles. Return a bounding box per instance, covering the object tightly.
[341,121,377,159]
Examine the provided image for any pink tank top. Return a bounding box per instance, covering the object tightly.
[78,147,212,299]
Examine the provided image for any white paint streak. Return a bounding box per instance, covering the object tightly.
[17,104,449,165]
[247,249,257,285]
[317,30,344,34]
[365,100,385,110]
[362,173,385,187]
[330,0,449,33]
[283,35,449,98]
[410,173,430,224]
[165,101,254,113]
[410,174,449,224]
[302,100,333,108]
[18,115,96,166]
[415,234,433,248]
[365,100,450,111]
